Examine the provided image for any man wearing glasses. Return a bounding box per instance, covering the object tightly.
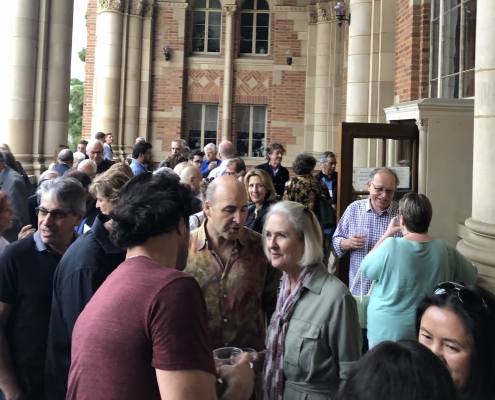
[0,177,85,400]
[86,140,114,174]
[188,150,204,167]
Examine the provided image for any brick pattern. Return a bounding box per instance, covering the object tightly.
[235,71,270,97]
[82,0,97,139]
[188,70,222,96]
[395,0,431,102]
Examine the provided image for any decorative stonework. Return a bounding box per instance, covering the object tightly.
[316,2,334,23]
[155,1,188,8]
[272,6,307,11]
[224,5,237,16]
[415,118,428,129]
[307,5,317,24]
[98,0,126,12]
[143,0,154,17]
[98,0,154,16]
[127,0,144,15]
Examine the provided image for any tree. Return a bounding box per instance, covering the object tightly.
[68,78,84,151]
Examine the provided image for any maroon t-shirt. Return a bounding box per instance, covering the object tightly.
[67,257,216,399]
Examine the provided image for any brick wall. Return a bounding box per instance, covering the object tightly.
[81,0,97,139]
[395,0,431,102]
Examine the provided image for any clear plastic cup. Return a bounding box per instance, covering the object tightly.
[213,347,242,369]
[352,227,369,249]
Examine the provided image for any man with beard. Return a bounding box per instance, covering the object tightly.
[67,174,254,400]
[255,143,289,198]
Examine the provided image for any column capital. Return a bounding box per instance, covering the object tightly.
[98,0,126,13]
[307,6,318,24]
[127,0,144,15]
[315,1,337,23]
[224,5,237,16]
[415,118,428,130]
[143,0,154,17]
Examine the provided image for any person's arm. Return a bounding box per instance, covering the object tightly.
[360,240,388,281]
[450,243,478,284]
[366,217,400,255]
[332,207,352,257]
[0,302,24,400]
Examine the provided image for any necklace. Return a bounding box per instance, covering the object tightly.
[128,254,153,260]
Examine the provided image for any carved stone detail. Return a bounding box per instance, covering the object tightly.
[272,6,306,11]
[128,0,144,15]
[224,5,237,16]
[143,0,154,17]
[154,1,189,9]
[307,5,317,24]
[415,118,428,129]
[316,2,334,23]
[98,0,126,12]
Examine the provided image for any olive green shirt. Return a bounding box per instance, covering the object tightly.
[268,263,362,400]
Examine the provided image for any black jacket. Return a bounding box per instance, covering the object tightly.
[314,171,338,205]
[255,162,290,197]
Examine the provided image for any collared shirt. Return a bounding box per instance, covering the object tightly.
[208,158,232,179]
[200,158,221,177]
[96,159,114,174]
[45,214,125,400]
[130,159,148,176]
[332,199,401,295]
[103,143,113,160]
[185,222,281,351]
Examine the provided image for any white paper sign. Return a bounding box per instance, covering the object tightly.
[354,167,410,191]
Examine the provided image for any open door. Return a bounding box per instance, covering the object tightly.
[335,122,419,285]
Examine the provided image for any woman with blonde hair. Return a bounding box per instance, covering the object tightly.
[243,169,276,234]
[89,169,131,216]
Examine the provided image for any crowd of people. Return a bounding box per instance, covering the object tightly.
[0,135,494,400]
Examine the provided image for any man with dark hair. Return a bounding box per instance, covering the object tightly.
[0,177,85,400]
[67,174,254,400]
[255,143,289,198]
[130,141,153,175]
[94,132,105,142]
[86,140,114,174]
[159,139,187,170]
[188,150,204,167]
[77,140,89,159]
[65,170,100,233]
[103,133,114,161]
[54,149,74,176]
[0,150,29,243]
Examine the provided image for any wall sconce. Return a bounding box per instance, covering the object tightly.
[286,50,293,66]
[334,1,351,27]
[163,45,171,61]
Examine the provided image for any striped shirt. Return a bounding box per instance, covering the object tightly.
[333,198,401,295]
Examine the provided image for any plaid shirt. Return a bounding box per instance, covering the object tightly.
[185,222,281,351]
[333,199,402,295]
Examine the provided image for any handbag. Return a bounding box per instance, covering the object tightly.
[316,180,336,229]
[350,269,375,329]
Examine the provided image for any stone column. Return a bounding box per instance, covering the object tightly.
[92,0,125,137]
[221,5,236,141]
[42,0,75,163]
[312,2,332,153]
[415,119,428,194]
[346,0,372,167]
[138,1,154,141]
[458,0,495,292]
[0,0,42,174]
[122,0,145,158]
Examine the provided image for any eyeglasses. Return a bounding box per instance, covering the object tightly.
[193,160,203,164]
[370,182,395,195]
[35,207,74,220]
[434,282,488,310]
[88,151,103,156]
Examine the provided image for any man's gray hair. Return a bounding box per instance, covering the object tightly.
[136,137,145,144]
[368,167,400,187]
[58,149,74,163]
[204,143,216,153]
[172,139,186,149]
[37,176,86,215]
[78,159,97,173]
[263,201,323,267]
[153,167,180,181]
[218,141,235,159]
[39,170,59,183]
[319,151,336,163]
[396,159,411,168]
[73,151,86,163]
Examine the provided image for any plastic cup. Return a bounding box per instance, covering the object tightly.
[213,347,242,369]
[352,227,369,249]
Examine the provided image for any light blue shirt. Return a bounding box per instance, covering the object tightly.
[361,237,478,345]
[130,159,148,176]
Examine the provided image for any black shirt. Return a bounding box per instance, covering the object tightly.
[255,162,290,197]
[45,214,125,400]
[96,159,114,174]
[0,232,64,400]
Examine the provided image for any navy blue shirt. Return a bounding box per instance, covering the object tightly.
[45,214,125,400]
[0,232,65,400]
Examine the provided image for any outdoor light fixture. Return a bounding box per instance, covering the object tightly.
[286,50,293,66]
[334,1,351,27]
[163,45,171,61]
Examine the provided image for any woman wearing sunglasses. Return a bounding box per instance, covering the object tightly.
[360,193,478,348]
[416,282,495,400]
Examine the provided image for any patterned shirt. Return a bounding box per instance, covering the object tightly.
[332,199,402,295]
[185,222,282,351]
[283,174,327,212]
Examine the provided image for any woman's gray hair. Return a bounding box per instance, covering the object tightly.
[37,177,86,215]
[263,201,323,267]
[39,169,59,183]
[204,143,216,153]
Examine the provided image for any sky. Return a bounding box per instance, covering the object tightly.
[71,0,88,81]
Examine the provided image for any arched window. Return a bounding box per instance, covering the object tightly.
[192,0,222,53]
[240,0,270,55]
[430,0,476,98]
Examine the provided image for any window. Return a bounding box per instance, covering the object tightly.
[240,0,270,54]
[192,0,222,53]
[188,104,218,150]
[236,106,266,158]
[430,0,476,98]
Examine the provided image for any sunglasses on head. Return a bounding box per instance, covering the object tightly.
[434,282,487,311]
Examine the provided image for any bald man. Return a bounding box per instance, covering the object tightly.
[86,140,114,174]
[185,176,281,352]
[180,166,204,214]
[208,141,236,179]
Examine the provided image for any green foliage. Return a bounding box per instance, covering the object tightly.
[68,78,84,151]
[78,47,86,63]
